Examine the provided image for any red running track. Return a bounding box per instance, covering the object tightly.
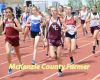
[0,27,100,80]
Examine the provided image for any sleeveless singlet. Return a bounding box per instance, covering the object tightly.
[89,12,100,27]
[27,15,42,32]
[65,16,76,35]
[4,19,19,37]
[48,17,62,40]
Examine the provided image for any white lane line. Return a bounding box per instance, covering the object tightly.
[0,45,32,56]
[92,74,100,80]
[0,37,93,66]
[0,48,44,65]
[0,36,89,56]
[0,39,93,79]
[43,51,100,80]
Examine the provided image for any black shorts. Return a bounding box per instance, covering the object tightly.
[30,31,41,38]
[65,32,76,39]
[90,26,100,35]
[81,20,85,24]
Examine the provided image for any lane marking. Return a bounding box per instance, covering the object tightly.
[0,39,94,79]
[43,51,100,80]
[92,74,100,80]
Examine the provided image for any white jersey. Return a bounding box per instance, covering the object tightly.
[65,16,76,35]
[80,10,88,20]
[21,12,29,28]
[89,12,100,27]
[67,25,76,35]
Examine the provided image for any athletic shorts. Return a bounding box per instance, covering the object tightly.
[65,32,76,39]
[30,31,41,38]
[81,20,85,24]
[90,26,100,35]
[49,39,62,47]
[5,37,19,47]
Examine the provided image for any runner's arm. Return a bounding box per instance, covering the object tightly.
[0,18,3,27]
[74,16,81,31]
[83,13,91,28]
[23,17,31,41]
[60,17,68,32]
[44,16,50,39]
[85,13,91,23]
[40,16,44,35]
[14,18,22,32]
[20,14,23,24]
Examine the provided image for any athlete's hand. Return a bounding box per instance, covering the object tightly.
[11,24,17,29]
[62,28,68,33]
[23,37,26,42]
[39,32,41,36]
[83,23,86,29]
[43,38,46,41]
[1,31,5,35]
[23,39,26,43]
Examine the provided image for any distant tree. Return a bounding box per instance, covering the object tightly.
[68,0,82,10]
[68,0,73,7]
[97,0,100,12]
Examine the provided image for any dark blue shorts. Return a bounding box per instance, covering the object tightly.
[30,31,41,38]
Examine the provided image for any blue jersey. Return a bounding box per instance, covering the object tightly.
[27,15,41,32]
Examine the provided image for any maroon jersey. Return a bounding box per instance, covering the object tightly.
[4,19,20,47]
[4,19,19,37]
[48,17,62,40]
[65,16,76,25]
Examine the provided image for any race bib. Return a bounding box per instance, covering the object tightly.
[67,25,75,35]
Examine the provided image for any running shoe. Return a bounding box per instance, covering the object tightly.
[32,60,36,65]
[8,68,12,75]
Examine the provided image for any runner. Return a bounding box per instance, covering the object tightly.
[25,6,43,64]
[0,7,22,74]
[85,5,100,53]
[2,9,15,54]
[79,6,88,36]
[46,7,65,77]
[58,5,64,18]
[44,7,52,57]
[20,6,29,34]
[58,5,65,48]
[64,6,81,64]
